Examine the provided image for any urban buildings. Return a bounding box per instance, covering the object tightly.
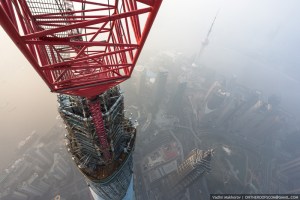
[0,125,76,200]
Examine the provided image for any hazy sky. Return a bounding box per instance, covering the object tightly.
[0,29,58,168]
[1,0,300,167]
[143,0,300,114]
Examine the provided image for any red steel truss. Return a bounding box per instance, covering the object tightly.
[0,0,162,98]
[88,99,111,160]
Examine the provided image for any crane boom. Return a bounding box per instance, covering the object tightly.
[0,0,162,98]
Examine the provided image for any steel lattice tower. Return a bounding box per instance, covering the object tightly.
[0,0,162,199]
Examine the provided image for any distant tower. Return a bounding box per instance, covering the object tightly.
[162,149,213,200]
[193,12,219,66]
[168,81,187,115]
[58,86,136,200]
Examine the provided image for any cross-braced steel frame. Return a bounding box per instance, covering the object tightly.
[0,0,162,97]
[0,0,162,163]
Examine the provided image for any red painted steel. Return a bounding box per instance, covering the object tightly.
[0,0,162,163]
[88,99,111,160]
[0,0,162,98]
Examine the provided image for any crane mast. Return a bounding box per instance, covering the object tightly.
[0,0,162,199]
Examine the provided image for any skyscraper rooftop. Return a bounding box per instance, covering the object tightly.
[58,86,136,200]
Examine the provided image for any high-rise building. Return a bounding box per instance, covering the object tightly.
[10,191,28,200]
[26,173,51,195]
[162,149,213,200]
[58,86,136,200]
[17,181,43,197]
[203,82,228,115]
[49,153,71,182]
[168,81,187,115]
[278,157,300,193]
[154,69,168,106]
[29,144,53,167]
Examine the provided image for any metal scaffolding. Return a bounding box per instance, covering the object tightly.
[58,86,136,199]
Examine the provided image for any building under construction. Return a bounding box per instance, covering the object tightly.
[58,86,136,199]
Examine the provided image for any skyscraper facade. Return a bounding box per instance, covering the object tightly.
[162,149,213,200]
[58,86,136,200]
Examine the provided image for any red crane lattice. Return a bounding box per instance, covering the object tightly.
[0,0,162,98]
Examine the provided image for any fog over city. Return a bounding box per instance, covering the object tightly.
[144,0,300,114]
[0,0,300,199]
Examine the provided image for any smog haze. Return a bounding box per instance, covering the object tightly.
[0,0,300,198]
